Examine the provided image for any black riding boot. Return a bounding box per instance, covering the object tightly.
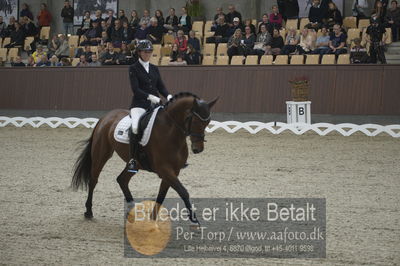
[127,130,139,173]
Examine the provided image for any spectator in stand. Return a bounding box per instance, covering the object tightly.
[49,55,62,66]
[100,31,110,46]
[77,11,92,37]
[175,29,188,53]
[297,27,316,54]
[130,10,140,30]
[312,26,330,56]
[140,9,151,26]
[32,45,46,63]
[277,0,299,20]
[325,2,343,29]
[117,42,134,65]
[122,20,134,43]
[372,1,387,23]
[170,43,179,62]
[77,55,89,67]
[61,1,74,35]
[328,24,347,56]
[98,45,107,62]
[212,7,227,30]
[258,14,270,33]
[106,10,116,27]
[228,17,245,37]
[164,8,178,32]
[4,22,25,48]
[27,55,35,66]
[37,3,52,27]
[265,28,284,55]
[55,34,69,59]
[20,3,34,21]
[308,0,324,29]
[281,27,300,54]
[244,19,256,35]
[188,30,201,52]
[60,57,71,66]
[227,28,243,63]
[89,54,102,66]
[387,0,400,42]
[184,44,200,64]
[350,38,369,63]
[269,5,283,30]
[47,35,60,57]
[134,22,148,40]
[100,20,109,36]
[178,7,192,34]
[93,10,103,24]
[102,42,119,65]
[6,16,16,36]
[36,54,51,67]
[119,10,128,24]
[11,56,26,66]
[169,54,187,65]
[253,24,272,57]
[22,16,37,37]
[80,20,102,46]
[76,45,93,62]
[147,17,164,44]
[0,16,7,38]
[242,26,256,56]
[110,19,124,47]
[375,0,389,18]
[366,15,387,63]
[206,16,230,43]
[352,0,369,19]
[155,10,165,25]
[226,4,242,26]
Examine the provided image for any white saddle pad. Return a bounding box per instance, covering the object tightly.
[114,106,162,146]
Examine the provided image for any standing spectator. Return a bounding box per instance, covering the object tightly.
[312,26,330,56]
[102,43,119,65]
[244,19,256,35]
[80,20,102,46]
[77,11,92,37]
[375,0,389,18]
[0,16,7,38]
[164,8,178,32]
[265,28,284,56]
[281,27,300,55]
[226,4,242,26]
[147,18,163,44]
[372,1,387,23]
[122,20,134,43]
[20,3,34,21]
[386,0,400,42]
[49,55,62,66]
[61,0,74,35]
[93,10,103,24]
[110,19,124,47]
[188,30,201,52]
[352,0,369,19]
[36,54,51,67]
[89,54,102,66]
[309,0,324,29]
[140,9,151,26]
[155,10,165,26]
[253,24,272,57]
[269,5,283,30]
[119,10,128,24]
[227,28,243,63]
[277,0,299,20]
[206,16,230,43]
[325,2,343,29]
[242,26,256,56]
[328,24,347,56]
[134,22,148,40]
[4,22,25,48]
[129,10,140,30]
[11,56,26,66]
[178,7,192,34]
[366,16,387,63]
[37,3,52,27]
[184,44,200,64]
[76,55,89,66]
[55,34,69,59]
[175,29,188,53]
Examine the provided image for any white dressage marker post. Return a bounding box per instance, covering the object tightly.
[286,101,311,124]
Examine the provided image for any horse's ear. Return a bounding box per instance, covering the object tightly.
[208,97,219,109]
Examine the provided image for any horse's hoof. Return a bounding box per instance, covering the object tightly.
[84,212,93,219]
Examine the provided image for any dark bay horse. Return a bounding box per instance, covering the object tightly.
[72,92,217,225]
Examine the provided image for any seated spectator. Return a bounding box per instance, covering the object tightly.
[227,28,243,63]
[119,10,128,24]
[89,54,102,66]
[32,45,47,63]
[184,44,201,65]
[170,43,179,62]
[164,8,178,32]
[325,2,343,29]
[226,4,242,26]
[312,26,330,55]
[105,10,116,27]
[122,20,134,43]
[258,13,271,34]
[55,34,69,58]
[100,31,110,46]
[129,10,140,30]
[175,30,188,53]
[140,9,151,26]
[100,20,109,34]
[47,35,60,57]
[22,16,37,37]
[155,10,165,26]
[76,55,89,67]
[76,45,93,62]
[228,17,245,37]
[60,57,71,66]
[93,10,103,24]
[328,24,347,56]
[350,38,369,63]
[188,30,201,52]
[11,56,26,67]
[281,27,300,55]
[147,18,164,44]
[178,7,192,34]
[134,22,148,40]
[244,19,256,35]
[297,28,316,54]
[308,0,324,29]
[0,16,7,38]
[49,55,62,66]
[77,11,92,36]
[269,5,283,30]
[110,19,124,47]
[5,16,16,37]
[36,54,51,67]
[265,28,284,55]
[169,55,187,65]
[253,24,272,56]
[387,0,400,42]
[212,7,227,30]
[206,16,230,43]
[5,22,25,48]
[117,42,134,65]
[98,45,108,63]
[242,26,256,56]
[80,20,102,46]
[26,55,35,66]
[102,43,119,65]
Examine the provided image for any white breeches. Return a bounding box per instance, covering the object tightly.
[130,107,146,134]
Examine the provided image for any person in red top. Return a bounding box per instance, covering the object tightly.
[37,3,52,27]
[269,5,283,30]
[175,29,188,53]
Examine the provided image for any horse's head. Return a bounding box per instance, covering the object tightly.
[188,97,218,154]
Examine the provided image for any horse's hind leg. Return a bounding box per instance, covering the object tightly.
[117,168,135,215]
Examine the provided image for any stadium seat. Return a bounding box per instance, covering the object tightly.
[299,18,310,29]
[358,19,370,29]
[204,21,213,33]
[252,19,257,27]
[230,55,244,65]
[346,28,361,44]
[343,16,357,29]
[0,48,7,61]
[71,58,80,66]
[216,55,229,65]
[192,21,204,35]
[0,38,2,48]
[290,55,304,64]
[7,48,18,62]
[216,43,227,56]
[280,28,287,39]
[40,26,50,40]
[321,54,336,64]
[163,34,175,45]
[161,46,172,56]
[68,35,79,48]
[24,37,35,51]
[245,55,258,65]
[260,55,273,65]
[274,55,288,65]
[2,37,11,48]
[337,54,350,64]
[160,56,170,66]
[202,55,214,65]
[203,43,215,56]
[152,44,161,57]
[150,56,160,65]
[90,46,98,53]
[305,54,320,64]
[285,19,298,30]
[385,28,392,45]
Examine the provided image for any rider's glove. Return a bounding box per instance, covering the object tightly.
[147,94,161,104]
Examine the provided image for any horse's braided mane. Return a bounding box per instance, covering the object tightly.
[163,92,199,108]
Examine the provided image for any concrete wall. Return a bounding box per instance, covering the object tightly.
[18,0,378,35]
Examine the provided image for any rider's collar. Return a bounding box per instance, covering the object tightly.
[139,58,150,72]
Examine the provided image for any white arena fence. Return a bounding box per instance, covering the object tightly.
[0,116,399,138]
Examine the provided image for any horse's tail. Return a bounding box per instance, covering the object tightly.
[71,131,95,191]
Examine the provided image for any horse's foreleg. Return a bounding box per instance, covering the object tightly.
[151,179,170,220]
